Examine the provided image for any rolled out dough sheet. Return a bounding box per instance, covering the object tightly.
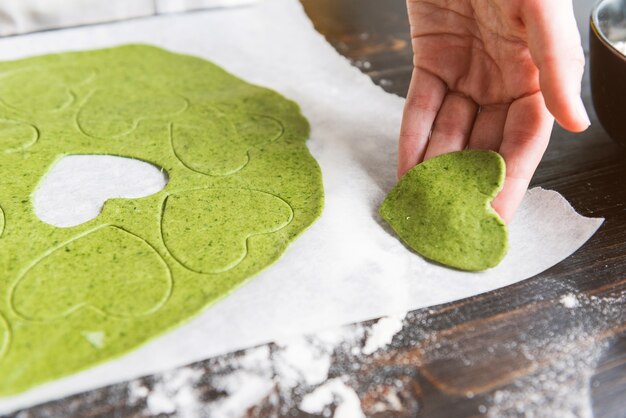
[0,44,323,396]
[0,0,603,413]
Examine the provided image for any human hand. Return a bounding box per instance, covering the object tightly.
[398,0,590,223]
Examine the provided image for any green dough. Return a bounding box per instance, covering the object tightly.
[0,119,39,153]
[161,189,294,274]
[12,226,172,321]
[0,313,8,360]
[379,150,507,271]
[0,45,323,395]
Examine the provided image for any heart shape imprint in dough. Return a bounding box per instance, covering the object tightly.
[171,110,284,176]
[379,150,508,271]
[0,119,38,154]
[0,65,95,113]
[76,84,188,139]
[10,225,172,321]
[161,188,294,274]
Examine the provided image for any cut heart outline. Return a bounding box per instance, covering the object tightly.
[76,87,189,139]
[9,225,173,322]
[170,112,284,176]
[0,119,39,154]
[160,188,294,274]
[0,205,4,238]
[0,65,96,113]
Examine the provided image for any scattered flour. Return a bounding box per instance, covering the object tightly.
[274,336,333,386]
[559,293,580,309]
[204,325,365,418]
[206,346,274,418]
[117,288,625,417]
[486,332,605,418]
[485,290,626,418]
[210,371,275,418]
[146,390,176,415]
[144,367,203,418]
[127,380,149,404]
[362,312,406,355]
[81,331,105,349]
[299,378,365,418]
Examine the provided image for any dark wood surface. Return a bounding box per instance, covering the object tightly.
[7,1,626,417]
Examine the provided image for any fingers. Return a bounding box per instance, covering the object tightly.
[493,92,554,223]
[398,67,447,178]
[422,93,478,161]
[523,0,590,132]
[467,104,509,151]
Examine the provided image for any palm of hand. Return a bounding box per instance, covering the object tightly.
[399,0,588,223]
[409,0,537,105]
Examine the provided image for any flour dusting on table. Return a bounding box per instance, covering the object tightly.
[300,378,365,418]
[484,290,625,418]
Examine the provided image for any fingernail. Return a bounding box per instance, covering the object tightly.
[575,97,591,128]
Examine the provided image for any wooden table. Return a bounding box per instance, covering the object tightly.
[8,1,626,417]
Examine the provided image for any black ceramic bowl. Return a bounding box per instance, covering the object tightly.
[591,0,626,147]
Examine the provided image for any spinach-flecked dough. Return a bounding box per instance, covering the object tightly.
[0,44,323,395]
[379,150,508,271]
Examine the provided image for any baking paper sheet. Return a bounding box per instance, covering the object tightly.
[0,0,257,36]
[0,0,603,412]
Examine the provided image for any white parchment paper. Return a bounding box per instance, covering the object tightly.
[0,0,603,413]
[0,0,257,36]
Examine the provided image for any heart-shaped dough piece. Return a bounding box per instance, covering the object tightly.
[379,150,508,271]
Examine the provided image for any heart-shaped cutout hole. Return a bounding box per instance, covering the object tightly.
[34,155,168,228]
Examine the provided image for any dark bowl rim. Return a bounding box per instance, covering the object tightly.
[590,0,626,61]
